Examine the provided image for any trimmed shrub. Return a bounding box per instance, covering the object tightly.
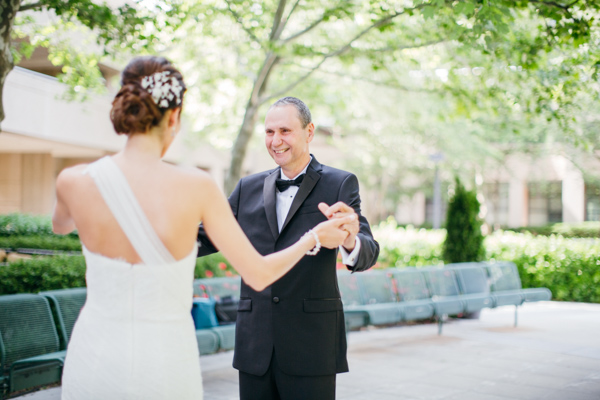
[0,235,82,252]
[375,218,444,268]
[0,213,78,238]
[486,231,600,303]
[509,222,600,239]
[0,252,239,295]
[443,178,485,263]
[195,253,238,279]
[0,256,87,295]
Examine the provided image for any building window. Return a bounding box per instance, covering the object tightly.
[528,182,562,226]
[482,182,509,227]
[585,183,600,221]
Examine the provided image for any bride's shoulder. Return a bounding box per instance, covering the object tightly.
[162,163,219,191]
[56,164,91,186]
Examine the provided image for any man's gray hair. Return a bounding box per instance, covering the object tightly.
[270,97,312,128]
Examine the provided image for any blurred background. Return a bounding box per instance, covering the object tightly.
[1,0,599,300]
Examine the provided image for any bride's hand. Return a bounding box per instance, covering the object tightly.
[311,214,354,249]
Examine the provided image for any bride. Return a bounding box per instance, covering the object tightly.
[51,56,352,400]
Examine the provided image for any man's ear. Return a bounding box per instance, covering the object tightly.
[306,122,315,143]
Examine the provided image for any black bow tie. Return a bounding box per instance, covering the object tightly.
[276,174,305,192]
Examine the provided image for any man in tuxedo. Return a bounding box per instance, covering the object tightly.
[197,97,379,400]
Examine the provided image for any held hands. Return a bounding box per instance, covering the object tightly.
[311,212,355,249]
[318,202,359,251]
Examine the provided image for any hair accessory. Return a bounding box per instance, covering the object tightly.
[304,229,321,256]
[141,71,184,109]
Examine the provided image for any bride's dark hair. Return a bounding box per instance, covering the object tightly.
[110,56,186,135]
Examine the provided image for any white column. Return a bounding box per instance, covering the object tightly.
[562,163,585,223]
[413,191,426,226]
[508,179,527,228]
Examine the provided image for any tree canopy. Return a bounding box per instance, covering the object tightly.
[1,0,185,126]
[167,0,600,191]
[4,0,600,199]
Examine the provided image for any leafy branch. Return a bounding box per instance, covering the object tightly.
[261,4,426,104]
[224,0,262,46]
[292,64,441,94]
[18,2,43,12]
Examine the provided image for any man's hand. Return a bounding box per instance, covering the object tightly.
[318,201,359,251]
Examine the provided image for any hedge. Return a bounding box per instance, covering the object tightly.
[0,213,80,251]
[0,252,239,295]
[0,256,87,295]
[194,253,238,279]
[374,218,600,304]
[485,232,600,303]
[0,213,78,238]
[0,235,82,252]
[506,222,600,238]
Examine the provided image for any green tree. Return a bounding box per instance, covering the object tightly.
[174,0,599,192]
[0,0,183,129]
[443,178,485,263]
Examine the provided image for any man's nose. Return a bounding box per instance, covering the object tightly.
[272,132,283,146]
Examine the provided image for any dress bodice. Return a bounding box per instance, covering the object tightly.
[81,245,197,322]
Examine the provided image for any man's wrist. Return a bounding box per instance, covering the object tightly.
[342,239,356,252]
[339,236,361,267]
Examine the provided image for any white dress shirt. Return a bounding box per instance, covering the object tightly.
[276,159,361,267]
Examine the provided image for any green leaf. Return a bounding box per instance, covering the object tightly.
[422,6,435,20]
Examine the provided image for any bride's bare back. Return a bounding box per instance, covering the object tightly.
[55,155,208,263]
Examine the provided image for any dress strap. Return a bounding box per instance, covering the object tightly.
[83,156,176,265]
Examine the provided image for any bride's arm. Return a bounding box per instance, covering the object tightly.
[52,169,77,234]
[200,177,352,292]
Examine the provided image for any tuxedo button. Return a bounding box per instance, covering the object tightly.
[272,297,280,304]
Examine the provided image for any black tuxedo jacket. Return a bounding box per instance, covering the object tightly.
[197,156,379,377]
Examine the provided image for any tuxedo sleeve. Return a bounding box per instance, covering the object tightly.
[197,179,242,257]
[338,173,379,272]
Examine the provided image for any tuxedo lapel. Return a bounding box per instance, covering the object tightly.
[263,169,280,241]
[280,157,322,233]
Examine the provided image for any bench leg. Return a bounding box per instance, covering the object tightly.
[437,315,444,335]
[514,305,518,327]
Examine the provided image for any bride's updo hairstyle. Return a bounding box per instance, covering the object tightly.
[110,56,187,135]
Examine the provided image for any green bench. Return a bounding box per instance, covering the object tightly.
[445,264,495,314]
[196,277,241,301]
[484,261,552,326]
[0,294,65,399]
[337,271,402,327]
[336,272,369,330]
[39,288,87,349]
[420,268,468,334]
[389,268,435,322]
[195,330,220,355]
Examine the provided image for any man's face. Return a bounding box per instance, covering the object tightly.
[265,105,314,173]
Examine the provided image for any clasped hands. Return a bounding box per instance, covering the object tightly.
[311,202,359,251]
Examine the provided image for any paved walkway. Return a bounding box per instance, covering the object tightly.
[16,301,600,400]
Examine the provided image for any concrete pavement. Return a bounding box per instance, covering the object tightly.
[15,301,600,400]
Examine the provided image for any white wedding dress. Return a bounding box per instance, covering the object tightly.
[61,156,203,400]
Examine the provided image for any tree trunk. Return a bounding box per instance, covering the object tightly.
[0,0,21,130]
[224,99,261,194]
[224,53,279,193]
